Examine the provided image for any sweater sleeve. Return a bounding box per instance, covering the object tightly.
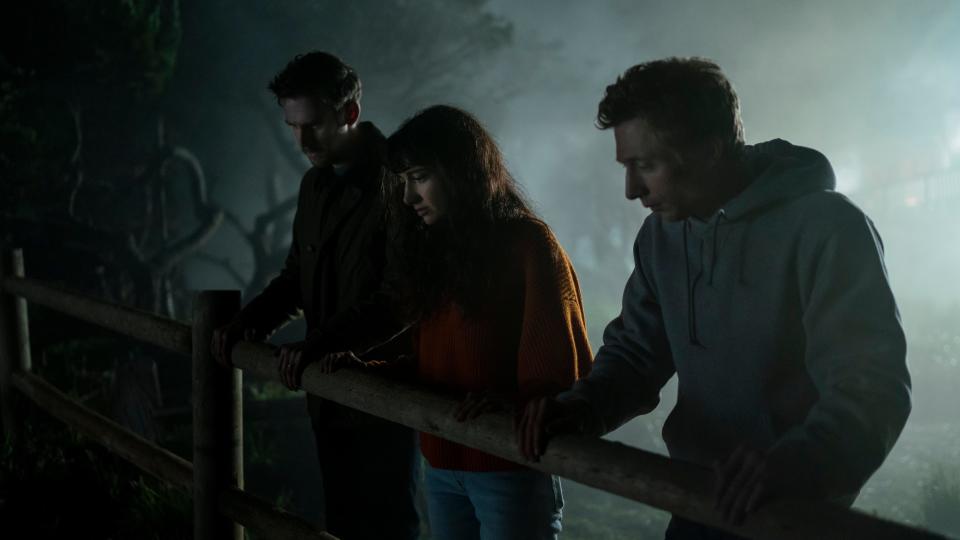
[515,222,594,401]
[770,198,911,498]
[557,220,676,435]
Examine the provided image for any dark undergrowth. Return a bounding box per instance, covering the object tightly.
[0,407,191,540]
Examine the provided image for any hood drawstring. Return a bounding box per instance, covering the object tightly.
[708,209,727,285]
[738,220,750,285]
[684,220,705,347]
[705,209,752,287]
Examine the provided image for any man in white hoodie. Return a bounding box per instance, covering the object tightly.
[517,57,911,539]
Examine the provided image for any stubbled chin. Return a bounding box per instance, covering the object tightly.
[305,153,326,167]
[657,210,683,222]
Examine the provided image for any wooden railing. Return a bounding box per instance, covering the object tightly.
[0,249,335,540]
[0,247,951,540]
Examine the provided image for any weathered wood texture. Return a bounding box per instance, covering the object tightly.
[219,487,338,540]
[11,371,193,489]
[231,340,948,540]
[0,249,31,439]
[0,275,191,356]
[12,371,337,540]
[192,290,243,540]
[0,277,342,538]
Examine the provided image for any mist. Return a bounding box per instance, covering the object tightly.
[2,1,958,538]
[466,1,960,533]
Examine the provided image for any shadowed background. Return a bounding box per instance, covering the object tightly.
[1,1,957,538]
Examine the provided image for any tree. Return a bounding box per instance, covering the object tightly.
[164,0,524,297]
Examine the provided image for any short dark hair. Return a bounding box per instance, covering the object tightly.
[597,57,744,159]
[268,51,361,109]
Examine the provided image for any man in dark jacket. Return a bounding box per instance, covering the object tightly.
[211,52,419,540]
[517,57,912,539]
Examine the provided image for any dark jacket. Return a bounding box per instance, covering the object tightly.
[237,122,406,425]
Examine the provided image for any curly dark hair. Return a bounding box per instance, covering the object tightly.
[267,51,361,109]
[597,57,744,160]
[386,105,535,319]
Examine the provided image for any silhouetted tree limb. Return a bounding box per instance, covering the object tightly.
[192,253,247,289]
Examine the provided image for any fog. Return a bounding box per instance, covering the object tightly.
[5,1,958,537]
[481,0,960,293]
[176,1,959,534]
[451,2,960,532]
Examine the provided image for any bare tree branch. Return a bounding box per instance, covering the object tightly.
[151,208,225,274]
[192,252,247,289]
[66,105,84,219]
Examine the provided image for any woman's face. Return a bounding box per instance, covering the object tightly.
[400,165,448,225]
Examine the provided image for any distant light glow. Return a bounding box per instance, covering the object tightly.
[834,165,862,194]
[947,111,960,167]
[904,195,921,207]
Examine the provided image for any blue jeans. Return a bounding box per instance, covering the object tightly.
[424,463,563,540]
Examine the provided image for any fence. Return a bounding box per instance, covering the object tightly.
[0,247,950,540]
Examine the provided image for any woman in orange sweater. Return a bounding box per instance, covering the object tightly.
[375,105,593,539]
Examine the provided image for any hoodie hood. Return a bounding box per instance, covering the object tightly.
[681,139,837,347]
[722,138,836,221]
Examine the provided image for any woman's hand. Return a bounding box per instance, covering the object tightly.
[276,347,362,390]
[317,350,363,374]
[454,391,511,422]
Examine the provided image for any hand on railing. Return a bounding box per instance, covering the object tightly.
[317,351,363,374]
[276,346,364,390]
[713,444,817,527]
[454,391,512,422]
[515,396,598,463]
[211,319,262,367]
[276,341,308,390]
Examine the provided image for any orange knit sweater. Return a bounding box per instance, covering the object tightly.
[416,218,593,471]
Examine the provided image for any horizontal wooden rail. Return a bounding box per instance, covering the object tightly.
[1,276,191,356]
[231,340,948,540]
[10,370,334,540]
[220,487,338,540]
[12,371,193,489]
[1,274,947,540]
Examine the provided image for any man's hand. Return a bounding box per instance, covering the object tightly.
[714,444,813,526]
[515,397,596,463]
[211,319,260,367]
[454,391,510,422]
[276,341,313,390]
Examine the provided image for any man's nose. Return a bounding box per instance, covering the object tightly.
[402,181,420,205]
[296,128,314,149]
[625,174,648,200]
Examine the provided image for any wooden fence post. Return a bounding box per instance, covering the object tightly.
[0,248,31,441]
[192,290,242,540]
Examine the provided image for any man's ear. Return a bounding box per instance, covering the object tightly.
[340,101,361,127]
[690,138,723,170]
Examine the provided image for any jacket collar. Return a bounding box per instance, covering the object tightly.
[313,122,386,254]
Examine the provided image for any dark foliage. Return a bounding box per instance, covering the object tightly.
[0,414,190,540]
